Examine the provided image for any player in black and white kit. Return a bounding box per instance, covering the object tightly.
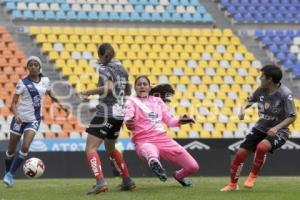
[80,43,135,194]
[221,65,297,192]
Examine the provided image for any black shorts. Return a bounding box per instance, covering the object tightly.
[240,128,288,153]
[86,116,123,140]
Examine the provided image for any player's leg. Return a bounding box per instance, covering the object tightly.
[3,132,21,187]
[221,128,266,192]
[160,143,199,187]
[85,116,109,194]
[105,139,136,191]
[245,131,288,189]
[136,142,167,181]
[85,133,107,194]
[4,117,23,174]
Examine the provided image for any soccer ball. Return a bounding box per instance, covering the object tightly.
[23,157,45,178]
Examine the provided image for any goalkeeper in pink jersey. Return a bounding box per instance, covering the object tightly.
[124,76,199,187]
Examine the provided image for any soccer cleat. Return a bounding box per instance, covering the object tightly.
[150,160,167,182]
[220,183,239,192]
[244,172,257,189]
[86,179,108,195]
[3,172,14,188]
[173,175,192,187]
[118,177,136,191]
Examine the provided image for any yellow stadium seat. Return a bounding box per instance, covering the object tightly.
[227,45,236,52]
[220,36,230,45]
[211,131,222,138]
[223,52,233,60]
[48,51,59,60]
[85,27,95,35]
[170,28,180,36]
[156,36,166,44]
[145,36,155,43]
[66,59,76,68]
[177,36,187,44]
[124,36,134,44]
[70,35,80,43]
[131,44,140,52]
[212,76,223,84]
[62,67,72,75]
[191,29,201,36]
[195,67,204,75]
[188,36,197,45]
[166,36,176,44]
[149,28,159,36]
[36,34,47,43]
[154,60,165,68]
[195,45,204,52]
[141,44,151,52]
[55,59,65,68]
[173,44,182,52]
[180,76,190,84]
[202,29,212,36]
[96,27,105,35]
[200,131,211,138]
[177,131,188,138]
[102,35,112,43]
[226,123,237,131]
[170,52,179,60]
[152,44,161,52]
[135,36,144,44]
[223,29,233,37]
[81,35,91,43]
[74,27,84,35]
[184,44,194,53]
[74,67,83,75]
[227,68,236,75]
[160,28,170,36]
[216,68,226,76]
[184,67,194,75]
[91,35,101,43]
[68,75,78,85]
[64,27,74,35]
[212,52,222,61]
[237,45,247,53]
[58,34,69,43]
[231,37,241,45]
[127,28,138,36]
[209,36,219,45]
[42,43,52,52]
[202,76,212,84]
[212,29,222,37]
[60,51,70,59]
[106,28,117,35]
[169,76,179,84]
[162,67,172,75]
[85,67,95,74]
[41,26,51,34]
[245,53,255,61]
[65,43,75,51]
[199,36,208,45]
[30,26,40,35]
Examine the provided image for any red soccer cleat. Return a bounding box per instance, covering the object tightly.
[244,172,257,189]
[220,182,239,192]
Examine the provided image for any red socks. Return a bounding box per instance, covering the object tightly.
[87,151,103,180]
[230,149,248,184]
[110,150,129,178]
[250,142,269,176]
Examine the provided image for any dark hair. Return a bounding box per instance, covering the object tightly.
[149,84,175,103]
[261,64,282,84]
[98,43,115,65]
[134,75,150,86]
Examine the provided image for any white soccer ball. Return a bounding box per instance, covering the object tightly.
[23,157,45,178]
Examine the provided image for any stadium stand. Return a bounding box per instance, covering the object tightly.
[0,26,85,139]
[219,0,300,23]
[0,1,299,140]
[255,29,300,77]
[2,0,214,23]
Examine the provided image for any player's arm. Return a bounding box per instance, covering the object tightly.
[81,80,113,97]
[11,94,22,123]
[46,90,69,114]
[239,89,260,120]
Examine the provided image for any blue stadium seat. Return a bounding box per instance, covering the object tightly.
[99,12,109,21]
[88,11,98,21]
[34,10,45,20]
[120,12,130,21]
[130,12,140,21]
[77,11,88,20]
[45,11,55,20]
[56,11,66,20]
[5,2,16,10]
[142,12,151,21]
[23,10,34,19]
[67,11,76,20]
[162,12,172,22]
[151,13,161,21]
[11,10,22,19]
[110,12,119,21]
[61,4,70,11]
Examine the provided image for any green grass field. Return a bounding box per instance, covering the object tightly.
[1,177,299,200]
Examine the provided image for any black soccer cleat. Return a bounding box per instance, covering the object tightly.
[86,179,108,195]
[150,160,167,182]
[173,175,192,187]
[118,177,136,191]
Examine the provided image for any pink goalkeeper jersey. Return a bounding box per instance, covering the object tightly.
[124,96,180,145]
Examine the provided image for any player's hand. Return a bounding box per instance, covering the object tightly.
[179,115,195,124]
[267,127,278,136]
[15,115,22,124]
[238,108,245,120]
